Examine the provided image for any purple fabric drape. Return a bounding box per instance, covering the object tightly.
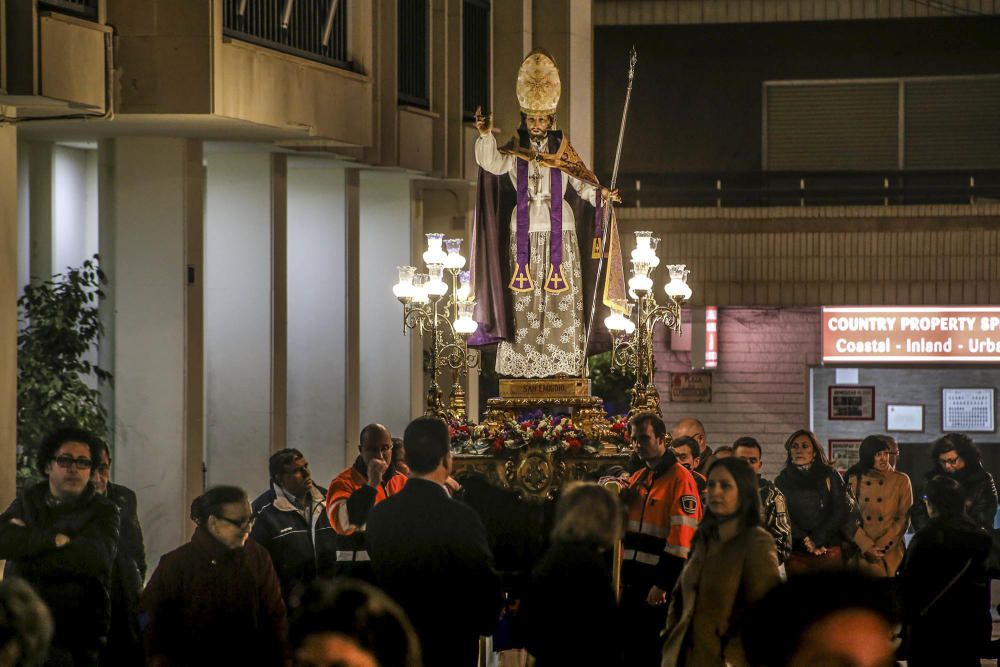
[509,159,533,292]
[545,167,567,292]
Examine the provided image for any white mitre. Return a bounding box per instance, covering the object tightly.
[516,50,561,116]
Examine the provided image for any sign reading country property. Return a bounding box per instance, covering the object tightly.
[822,306,1000,363]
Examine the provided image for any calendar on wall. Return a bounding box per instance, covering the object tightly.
[942,388,996,432]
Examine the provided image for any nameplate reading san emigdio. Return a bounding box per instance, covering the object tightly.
[821,307,1000,363]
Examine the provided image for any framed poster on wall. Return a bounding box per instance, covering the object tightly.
[942,388,995,432]
[829,439,862,472]
[886,404,924,432]
[828,386,875,420]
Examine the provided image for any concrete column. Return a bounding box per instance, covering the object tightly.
[16,142,30,295]
[358,171,413,436]
[0,125,18,509]
[533,0,594,165]
[430,0,449,176]
[205,151,285,490]
[27,142,53,283]
[444,0,463,179]
[271,155,287,454]
[344,169,360,466]
[367,0,398,167]
[100,137,204,569]
[287,163,347,483]
[493,0,532,140]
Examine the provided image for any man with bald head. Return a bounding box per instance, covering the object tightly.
[326,424,408,578]
[672,417,714,476]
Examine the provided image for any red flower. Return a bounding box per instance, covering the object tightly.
[565,437,581,453]
[533,429,544,439]
[491,437,504,454]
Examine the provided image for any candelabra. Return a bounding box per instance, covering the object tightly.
[392,234,480,420]
[604,230,693,416]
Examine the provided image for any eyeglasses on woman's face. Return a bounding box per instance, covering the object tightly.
[216,514,255,531]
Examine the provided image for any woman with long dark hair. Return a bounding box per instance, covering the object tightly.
[774,429,851,575]
[844,435,912,577]
[661,458,781,666]
[141,486,289,666]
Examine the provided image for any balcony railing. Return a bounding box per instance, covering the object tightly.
[38,0,98,20]
[462,0,490,120]
[222,0,350,70]
[617,171,1000,208]
[398,0,429,108]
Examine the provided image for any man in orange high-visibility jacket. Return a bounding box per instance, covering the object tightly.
[621,411,702,666]
[326,423,408,580]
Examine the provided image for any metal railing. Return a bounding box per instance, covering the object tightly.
[616,171,1000,208]
[462,0,490,120]
[38,0,98,20]
[398,0,429,108]
[222,0,350,70]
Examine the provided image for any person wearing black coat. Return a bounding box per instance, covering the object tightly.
[521,482,623,666]
[897,475,992,667]
[910,433,998,532]
[91,442,147,667]
[141,486,289,667]
[774,429,850,576]
[0,428,120,667]
[366,417,503,667]
[250,448,339,603]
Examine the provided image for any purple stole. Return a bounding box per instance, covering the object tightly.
[509,159,569,294]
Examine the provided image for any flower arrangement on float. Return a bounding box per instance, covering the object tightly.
[605,414,632,448]
[450,413,601,457]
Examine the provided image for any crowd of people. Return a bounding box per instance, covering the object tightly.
[0,416,996,666]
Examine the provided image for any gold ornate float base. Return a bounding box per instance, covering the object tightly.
[452,445,630,504]
[484,378,609,440]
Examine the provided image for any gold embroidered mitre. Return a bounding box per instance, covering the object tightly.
[516,50,561,116]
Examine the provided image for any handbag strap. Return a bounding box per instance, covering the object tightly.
[919,558,973,618]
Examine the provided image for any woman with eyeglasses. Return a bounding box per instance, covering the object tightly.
[843,435,912,577]
[774,429,851,576]
[141,486,289,667]
[661,457,781,666]
[0,427,119,667]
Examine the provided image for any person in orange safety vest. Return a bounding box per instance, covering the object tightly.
[621,411,702,666]
[326,423,408,580]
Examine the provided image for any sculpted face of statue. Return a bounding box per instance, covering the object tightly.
[525,114,552,138]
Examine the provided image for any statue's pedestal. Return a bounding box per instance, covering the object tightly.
[452,444,629,503]
[483,378,609,439]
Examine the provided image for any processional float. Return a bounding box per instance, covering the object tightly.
[390,47,694,503]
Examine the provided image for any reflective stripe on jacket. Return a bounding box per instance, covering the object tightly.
[624,456,702,570]
[326,457,408,536]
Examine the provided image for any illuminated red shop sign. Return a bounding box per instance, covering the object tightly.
[822,306,1000,363]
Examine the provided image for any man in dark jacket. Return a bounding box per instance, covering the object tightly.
[91,441,146,666]
[911,433,998,532]
[251,448,338,602]
[366,417,502,667]
[735,436,793,564]
[0,427,120,667]
[898,475,992,666]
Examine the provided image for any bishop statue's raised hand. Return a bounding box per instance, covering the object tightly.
[474,106,493,137]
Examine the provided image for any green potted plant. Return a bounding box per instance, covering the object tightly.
[17,255,112,489]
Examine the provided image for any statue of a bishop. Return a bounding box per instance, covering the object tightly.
[469,50,624,378]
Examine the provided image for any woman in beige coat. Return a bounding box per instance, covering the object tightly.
[845,435,913,577]
[661,458,782,667]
